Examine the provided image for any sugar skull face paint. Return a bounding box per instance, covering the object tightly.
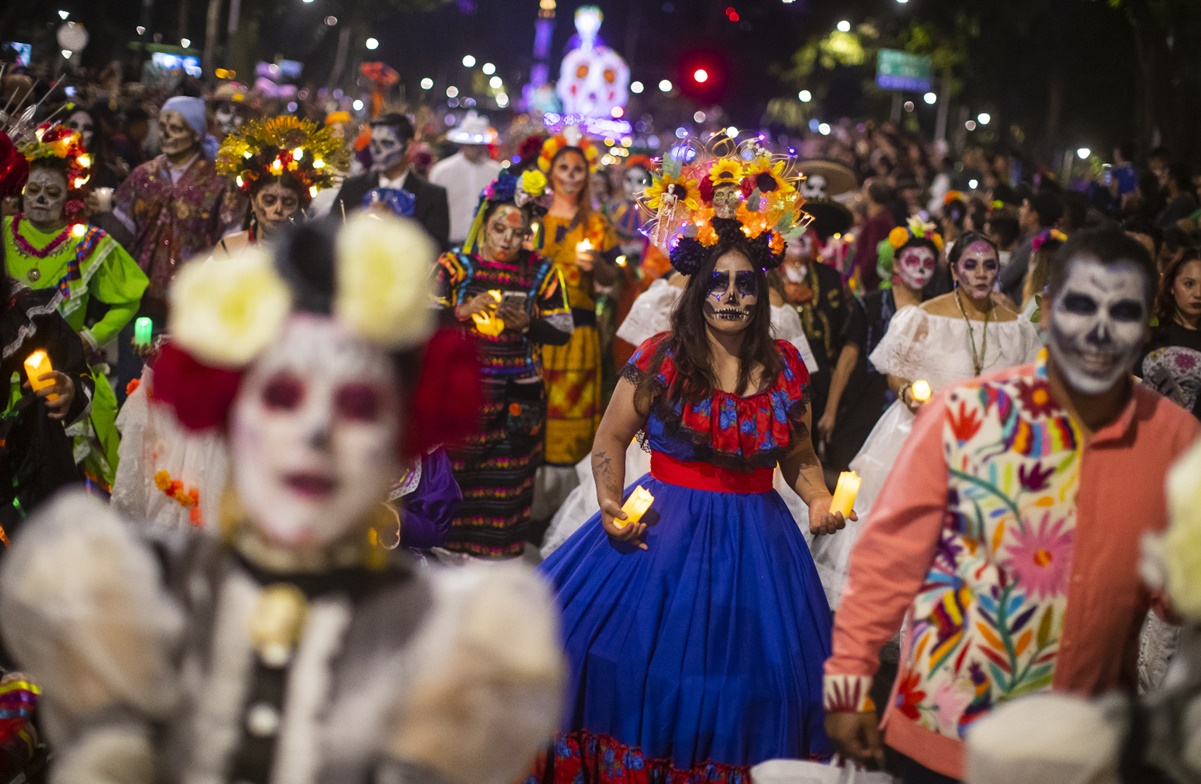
[954,240,1000,301]
[158,110,199,159]
[702,251,759,334]
[623,165,650,201]
[66,110,94,149]
[896,244,937,291]
[551,149,587,199]
[369,124,408,172]
[1047,257,1148,395]
[230,316,404,551]
[23,167,69,230]
[481,204,528,263]
[252,181,303,237]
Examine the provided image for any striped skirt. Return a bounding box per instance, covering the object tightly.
[446,377,546,559]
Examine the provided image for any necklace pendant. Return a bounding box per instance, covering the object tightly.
[26,268,40,283]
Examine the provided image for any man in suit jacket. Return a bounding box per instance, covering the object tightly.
[333,113,451,251]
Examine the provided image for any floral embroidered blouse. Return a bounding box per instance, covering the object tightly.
[824,350,1201,780]
[622,333,811,471]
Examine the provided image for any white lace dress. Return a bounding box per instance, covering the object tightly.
[811,305,1042,608]
[538,278,840,598]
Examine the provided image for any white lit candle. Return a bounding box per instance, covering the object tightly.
[24,350,58,402]
[911,379,932,403]
[576,238,594,255]
[830,471,860,519]
[617,486,655,527]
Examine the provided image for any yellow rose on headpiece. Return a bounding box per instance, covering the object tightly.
[521,170,548,198]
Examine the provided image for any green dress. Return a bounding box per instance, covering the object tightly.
[3,215,149,489]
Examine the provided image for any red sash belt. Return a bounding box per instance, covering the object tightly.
[650,452,773,494]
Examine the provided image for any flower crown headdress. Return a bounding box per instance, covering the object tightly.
[153,213,480,456]
[877,215,944,286]
[462,170,552,254]
[1031,228,1067,253]
[21,124,92,190]
[216,116,349,203]
[640,136,812,275]
[537,126,600,175]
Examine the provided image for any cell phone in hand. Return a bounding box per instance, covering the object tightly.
[501,291,528,309]
[1102,163,1113,187]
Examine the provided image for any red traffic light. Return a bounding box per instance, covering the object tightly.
[693,68,709,84]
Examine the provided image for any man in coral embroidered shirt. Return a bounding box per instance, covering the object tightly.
[824,227,1201,784]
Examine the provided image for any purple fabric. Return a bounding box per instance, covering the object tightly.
[400,448,462,550]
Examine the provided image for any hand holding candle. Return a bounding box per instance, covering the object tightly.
[575,238,597,271]
[910,379,932,403]
[617,486,655,528]
[830,471,861,519]
[24,350,59,402]
[471,290,505,336]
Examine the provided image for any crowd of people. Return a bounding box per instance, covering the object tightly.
[0,63,1199,784]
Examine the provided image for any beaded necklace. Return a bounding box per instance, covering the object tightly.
[954,287,992,376]
[10,216,71,259]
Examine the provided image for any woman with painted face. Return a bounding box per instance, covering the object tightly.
[535,151,844,781]
[533,130,619,520]
[1139,249,1201,421]
[433,171,573,558]
[815,228,1041,607]
[1,125,149,491]
[211,116,349,256]
[816,225,937,476]
[0,213,566,784]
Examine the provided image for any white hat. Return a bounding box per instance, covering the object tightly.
[446,111,497,145]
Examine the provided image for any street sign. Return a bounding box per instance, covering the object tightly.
[876,49,932,92]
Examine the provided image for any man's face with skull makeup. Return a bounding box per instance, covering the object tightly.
[369,124,408,173]
[230,316,404,551]
[213,102,248,138]
[703,251,759,334]
[800,174,828,201]
[66,110,94,150]
[23,166,69,231]
[159,110,199,161]
[1047,256,1148,395]
[623,165,650,202]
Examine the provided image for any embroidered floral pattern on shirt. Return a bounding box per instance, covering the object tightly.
[896,352,1082,740]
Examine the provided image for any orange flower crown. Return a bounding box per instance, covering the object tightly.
[21,124,92,190]
[537,129,601,175]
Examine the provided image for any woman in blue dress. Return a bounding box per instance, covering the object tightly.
[536,148,852,783]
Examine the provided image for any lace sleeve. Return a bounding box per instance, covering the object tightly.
[616,279,680,347]
[867,305,930,380]
[770,304,819,374]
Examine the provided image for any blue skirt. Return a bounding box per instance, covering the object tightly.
[537,472,834,779]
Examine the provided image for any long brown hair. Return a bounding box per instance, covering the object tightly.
[635,242,780,407]
[1153,249,1201,340]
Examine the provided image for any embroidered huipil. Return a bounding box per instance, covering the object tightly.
[824,350,1201,780]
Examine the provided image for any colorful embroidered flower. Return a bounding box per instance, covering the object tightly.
[509,402,522,416]
[1018,461,1055,492]
[895,670,927,721]
[947,399,984,443]
[930,678,975,737]
[1003,512,1074,600]
[1015,377,1057,419]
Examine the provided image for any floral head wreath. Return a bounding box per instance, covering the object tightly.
[21,124,92,190]
[640,136,812,275]
[537,127,600,175]
[216,116,349,204]
[877,215,944,287]
[462,170,552,254]
[152,213,481,457]
[1031,228,1067,253]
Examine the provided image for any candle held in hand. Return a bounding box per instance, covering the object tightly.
[617,486,655,528]
[134,316,154,348]
[830,471,860,519]
[911,379,932,403]
[24,350,58,402]
[576,238,594,255]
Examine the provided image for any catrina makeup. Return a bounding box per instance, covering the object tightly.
[1047,257,1147,395]
[702,252,759,330]
[23,167,69,231]
[369,124,408,172]
[481,204,528,263]
[954,240,1000,301]
[896,244,937,291]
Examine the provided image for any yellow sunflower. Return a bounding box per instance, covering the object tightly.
[644,172,701,212]
[707,157,743,184]
[743,155,796,197]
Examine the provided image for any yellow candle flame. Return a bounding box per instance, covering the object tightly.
[24,350,58,402]
[615,255,628,267]
[830,471,860,519]
[618,486,655,527]
[576,238,594,254]
[911,379,932,403]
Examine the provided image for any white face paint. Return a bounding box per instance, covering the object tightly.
[1047,257,1148,395]
[158,110,199,159]
[896,244,936,291]
[369,125,407,172]
[551,150,587,200]
[623,165,650,202]
[213,103,246,138]
[252,181,303,237]
[702,251,759,334]
[23,167,69,230]
[230,316,404,551]
[66,110,95,149]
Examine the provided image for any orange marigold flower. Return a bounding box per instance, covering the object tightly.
[154,470,171,491]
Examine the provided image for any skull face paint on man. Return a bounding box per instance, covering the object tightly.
[23,167,69,231]
[702,250,759,334]
[229,316,404,551]
[896,244,937,291]
[66,110,95,149]
[1047,257,1148,395]
[369,124,407,173]
[158,109,199,161]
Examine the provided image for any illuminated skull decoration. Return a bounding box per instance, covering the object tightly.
[556,6,630,118]
[800,174,828,201]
